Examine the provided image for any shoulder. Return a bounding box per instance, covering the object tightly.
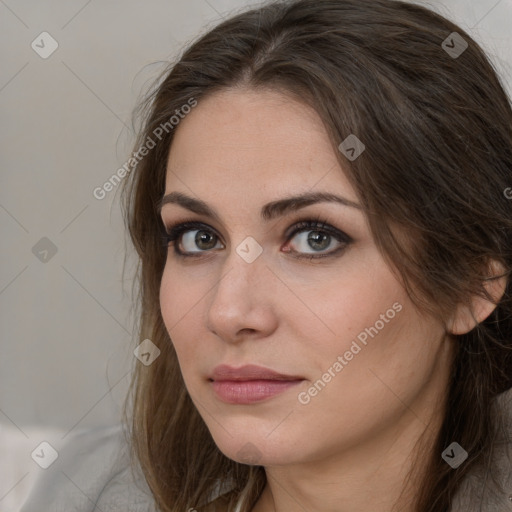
[20,424,157,512]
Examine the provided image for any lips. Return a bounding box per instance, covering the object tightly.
[209,364,303,382]
[208,364,305,404]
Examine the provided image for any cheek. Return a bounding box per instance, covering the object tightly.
[316,275,424,390]
[292,260,430,409]
[159,265,205,365]
[159,266,178,335]
[291,308,444,458]
[159,265,177,325]
[300,259,405,361]
[159,260,209,325]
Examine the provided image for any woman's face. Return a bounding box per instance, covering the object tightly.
[159,88,453,466]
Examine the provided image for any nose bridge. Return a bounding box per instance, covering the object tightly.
[212,238,267,307]
[206,237,272,338]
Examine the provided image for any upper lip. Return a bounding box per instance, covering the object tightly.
[210,364,303,381]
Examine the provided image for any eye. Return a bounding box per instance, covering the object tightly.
[284,218,352,260]
[161,221,223,257]
[160,217,353,260]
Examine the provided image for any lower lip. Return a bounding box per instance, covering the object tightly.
[211,379,303,404]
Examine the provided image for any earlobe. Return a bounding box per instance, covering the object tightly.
[447,260,508,336]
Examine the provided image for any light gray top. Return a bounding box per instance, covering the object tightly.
[20,389,512,512]
[19,424,158,512]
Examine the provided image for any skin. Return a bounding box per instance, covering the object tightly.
[159,87,458,512]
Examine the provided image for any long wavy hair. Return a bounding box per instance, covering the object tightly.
[119,1,512,510]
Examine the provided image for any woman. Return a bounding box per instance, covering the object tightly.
[121,0,512,510]
[20,0,512,511]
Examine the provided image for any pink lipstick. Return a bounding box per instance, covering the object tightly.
[209,364,304,404]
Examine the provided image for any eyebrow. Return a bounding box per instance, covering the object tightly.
[157,190,361,222]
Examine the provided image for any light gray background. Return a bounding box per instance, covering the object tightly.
[1,0,511,510]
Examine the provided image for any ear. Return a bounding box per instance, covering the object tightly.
[447,259,508,336]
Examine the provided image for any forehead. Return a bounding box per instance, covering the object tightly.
[164,88,358,206]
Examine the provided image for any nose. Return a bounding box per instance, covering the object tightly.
[205,244,278,344]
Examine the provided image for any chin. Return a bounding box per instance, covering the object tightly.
[209,428,301,466]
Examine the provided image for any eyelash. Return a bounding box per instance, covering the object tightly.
[160,216,353,261]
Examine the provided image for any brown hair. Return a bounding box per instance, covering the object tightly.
[119,1,512,510]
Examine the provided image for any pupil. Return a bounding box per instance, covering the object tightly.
[309,231,329,250]
[196,230,215,249]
